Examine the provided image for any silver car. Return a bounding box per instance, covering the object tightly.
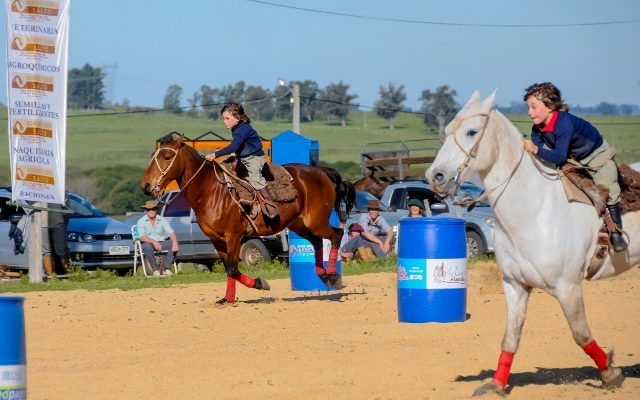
[122,190,289,268]
[379,181,495,256]
[0,188,135,270]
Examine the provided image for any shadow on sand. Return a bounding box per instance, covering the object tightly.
[240,289,367,305]
[455,363,640,393]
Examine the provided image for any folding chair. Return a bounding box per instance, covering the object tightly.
[132,225,177,276]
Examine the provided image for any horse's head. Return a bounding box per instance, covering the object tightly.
[141,133,185,197]
[426,90,497,195]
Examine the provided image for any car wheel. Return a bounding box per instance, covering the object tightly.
[240,239,271,267]
[466,231,486,257]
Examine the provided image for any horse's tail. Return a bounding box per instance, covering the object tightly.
[322,167,356,222]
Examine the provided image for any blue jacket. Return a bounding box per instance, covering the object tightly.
[530,111,603,166]
[215,122,265,158]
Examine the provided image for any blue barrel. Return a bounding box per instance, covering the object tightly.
[289,211,342,291]
[0,296,27,399]
[397,218,467,323]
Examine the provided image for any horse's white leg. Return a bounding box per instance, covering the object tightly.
[554,283,624,389]
[473,278,531,396]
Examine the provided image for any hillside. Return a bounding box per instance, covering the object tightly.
[1,108,638,211]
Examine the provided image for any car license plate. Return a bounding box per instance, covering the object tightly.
[108,245,130,255]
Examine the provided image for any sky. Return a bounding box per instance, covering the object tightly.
[2,0,639,110]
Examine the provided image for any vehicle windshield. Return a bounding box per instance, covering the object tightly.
[453,183,489,207]
[69,194,107,217]
[355,191,390,212]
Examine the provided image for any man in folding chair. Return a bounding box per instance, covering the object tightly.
[137,200,179,277]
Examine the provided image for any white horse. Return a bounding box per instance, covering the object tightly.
[426,91,640,396]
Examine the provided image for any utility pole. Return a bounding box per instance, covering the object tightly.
[292,83,301,134]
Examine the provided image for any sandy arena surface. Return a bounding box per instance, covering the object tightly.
[7,263,640,399]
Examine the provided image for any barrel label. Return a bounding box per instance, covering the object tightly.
[398,258,467,289]
[0,365,26,400]
[427,258,467,289]
[288,238,315,262]
[397,258,427,289]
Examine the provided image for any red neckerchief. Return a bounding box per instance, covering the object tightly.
[539,111,558,133]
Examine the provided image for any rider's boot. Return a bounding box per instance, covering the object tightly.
[258,188,278,219]
[606,203,628,252]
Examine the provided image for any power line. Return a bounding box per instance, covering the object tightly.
[242,0,640,28]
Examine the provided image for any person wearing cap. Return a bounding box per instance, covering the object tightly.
[136,200,179,277]
[339,222,380,262]
[357,199,394,258]
[407,198,426,217]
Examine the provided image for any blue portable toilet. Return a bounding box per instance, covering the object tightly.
[271,130,319,166]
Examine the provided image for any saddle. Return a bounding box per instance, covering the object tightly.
[559,163,640,271]
[560,162,640,215]
[221,157,297,219]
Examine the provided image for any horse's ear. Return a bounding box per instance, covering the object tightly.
[463,91,481,108]
[481,90,497,112]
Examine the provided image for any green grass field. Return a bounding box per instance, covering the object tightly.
[1,107,639,186]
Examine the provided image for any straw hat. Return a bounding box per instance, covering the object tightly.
[140,200,159,210]
[366,199,380,210]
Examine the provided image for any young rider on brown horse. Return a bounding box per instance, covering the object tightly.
[523,82,627,252]
[205,102,277,218]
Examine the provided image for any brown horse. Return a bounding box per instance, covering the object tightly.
[141,134,356,304]
[352,171,389,199]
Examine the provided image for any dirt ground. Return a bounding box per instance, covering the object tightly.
[9,263,640,399]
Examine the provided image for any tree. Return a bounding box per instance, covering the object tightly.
[322,81,358,126]
[297,80,321,122]
[186,91,201,118]
[163,84,183,114]
[200,85,220,120]
[374,82,407,129]
[244,85,274,121]
[218,81,246,103]
[419,85,458,141]
[68,63,105,109]
[273,84,291,120]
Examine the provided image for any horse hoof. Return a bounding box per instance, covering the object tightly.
[327,273,341,287]
[318,273,332,287]
[601,367,624,389]
[254,277,270,291]
[472,380,505,397]
[215,297,236,307]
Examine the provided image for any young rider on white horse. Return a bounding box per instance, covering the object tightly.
[522,82,628,252]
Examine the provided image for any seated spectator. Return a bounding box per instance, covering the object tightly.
[137,200,179,277]
[407,198,426,217]
[340,223,381,262]
[357,200,395,258]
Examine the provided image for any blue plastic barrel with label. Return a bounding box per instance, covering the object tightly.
[0,296,26,399]
[397,217,467,323]
[289,210,342,291]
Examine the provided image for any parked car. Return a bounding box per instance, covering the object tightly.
[123,190,289,267]
[0,187,135,270]
[378,181,496,256]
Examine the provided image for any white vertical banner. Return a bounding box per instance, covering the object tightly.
[5,0,69,204]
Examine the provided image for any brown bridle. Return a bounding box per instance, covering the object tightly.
[148,145,207,203]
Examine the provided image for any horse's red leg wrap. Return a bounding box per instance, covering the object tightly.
[326,248,339,275]
[237,273,256,288]
[225,277,237,302]
[583,340,608,371]
[492,351,514,388]
[315,248,325,276]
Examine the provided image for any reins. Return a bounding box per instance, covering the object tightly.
[150,145,261,233]
[149,146,207,206]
